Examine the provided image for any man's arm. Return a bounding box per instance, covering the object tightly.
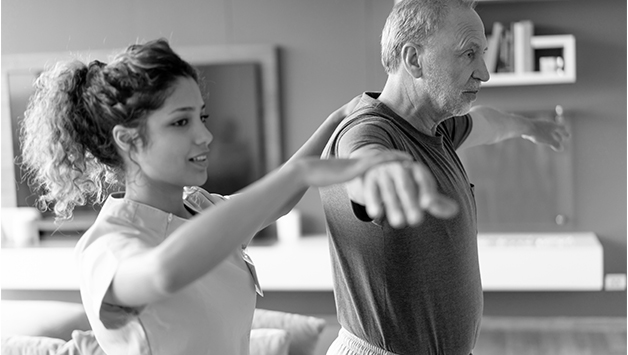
[459,105,570,151]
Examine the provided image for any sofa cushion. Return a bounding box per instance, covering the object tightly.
[1,301,90,342]
[1,335,65,355]
[250,328,290,355]
[252,309,326,355]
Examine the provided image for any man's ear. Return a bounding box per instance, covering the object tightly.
[401,43,423,78]
[112,125,138,152]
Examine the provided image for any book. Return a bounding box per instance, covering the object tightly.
[484,22,503,73]
[497,28,513,73]
[513,20,535,73]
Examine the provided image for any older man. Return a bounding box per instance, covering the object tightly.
[320,0,569,354]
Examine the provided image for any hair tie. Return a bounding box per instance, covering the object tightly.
[88,59,106,71]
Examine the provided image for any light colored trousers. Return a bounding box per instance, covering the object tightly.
[326,328,399,355]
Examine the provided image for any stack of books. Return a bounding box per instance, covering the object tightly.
[484,20,535,74]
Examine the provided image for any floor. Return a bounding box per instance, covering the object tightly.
[474,317,626,355]
[313,316,627,355]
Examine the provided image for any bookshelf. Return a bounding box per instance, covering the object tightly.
[483,34,576,87]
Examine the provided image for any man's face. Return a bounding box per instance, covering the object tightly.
[420,6,489,116]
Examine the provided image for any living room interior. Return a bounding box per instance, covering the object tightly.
[1,0,626,354]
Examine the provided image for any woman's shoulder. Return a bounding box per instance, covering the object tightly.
[75,195,158,255]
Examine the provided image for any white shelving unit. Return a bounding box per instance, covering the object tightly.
[483,34,576,87]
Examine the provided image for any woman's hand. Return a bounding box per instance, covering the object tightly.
[295,151,409,187]
[326,95,362,126]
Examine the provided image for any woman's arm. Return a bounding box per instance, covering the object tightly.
[106,153,404,307]
[255,96,361,231]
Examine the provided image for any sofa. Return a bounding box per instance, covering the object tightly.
[1,300,327,355]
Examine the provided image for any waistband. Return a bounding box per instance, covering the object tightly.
[337,328,400,355]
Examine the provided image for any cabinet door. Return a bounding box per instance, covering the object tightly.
[457,113,574,232]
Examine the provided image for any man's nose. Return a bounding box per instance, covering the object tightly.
[475,57,491,82]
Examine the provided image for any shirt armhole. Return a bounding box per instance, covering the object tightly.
[351,200,373,222]
[79,237,121,319]
[339,123,393,222]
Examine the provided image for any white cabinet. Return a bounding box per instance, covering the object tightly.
[1,233,604,292]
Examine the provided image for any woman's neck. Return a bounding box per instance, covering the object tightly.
[124,183,191,219]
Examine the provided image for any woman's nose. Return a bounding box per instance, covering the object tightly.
[197,123,213,147]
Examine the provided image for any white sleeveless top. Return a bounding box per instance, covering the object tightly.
[75,187,260,354]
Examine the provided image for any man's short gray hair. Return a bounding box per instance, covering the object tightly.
[381,0,476,74]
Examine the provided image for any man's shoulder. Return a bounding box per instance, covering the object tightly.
[436,114,473,146]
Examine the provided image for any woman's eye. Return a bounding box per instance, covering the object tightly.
[200,114,209,123]
[173,118,188,126]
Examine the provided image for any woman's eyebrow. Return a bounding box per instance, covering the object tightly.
[169,103,206,115]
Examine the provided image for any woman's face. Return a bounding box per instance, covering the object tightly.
[131,76,213,190]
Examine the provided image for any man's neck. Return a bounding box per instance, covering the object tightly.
[378,76,446,136]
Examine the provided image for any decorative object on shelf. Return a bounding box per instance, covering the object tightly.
[276,209,302,243]
[1,207,41,247]
[539,55,565,74]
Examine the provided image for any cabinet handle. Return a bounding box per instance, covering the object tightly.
[555,214,567,225]
[555,105,564,124]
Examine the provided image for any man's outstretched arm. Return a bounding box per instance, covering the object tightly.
[459,105,570,151]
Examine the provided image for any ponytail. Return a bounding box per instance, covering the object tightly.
[20,38,198,220]
[20,60,118,221]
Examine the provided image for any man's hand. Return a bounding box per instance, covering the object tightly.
[346,152,458,228]
[522,118,570,152]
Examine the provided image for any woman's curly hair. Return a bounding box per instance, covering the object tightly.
[20,38,198,220]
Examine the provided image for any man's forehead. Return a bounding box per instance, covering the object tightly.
[432,7,486,49]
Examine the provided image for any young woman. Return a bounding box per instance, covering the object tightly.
[19,38,416,354]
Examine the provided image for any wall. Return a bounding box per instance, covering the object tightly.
[2,0,625,317]
[472,0,626,317]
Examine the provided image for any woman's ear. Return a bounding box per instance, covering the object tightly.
[112,125,138,152]
[401,43,423,78]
